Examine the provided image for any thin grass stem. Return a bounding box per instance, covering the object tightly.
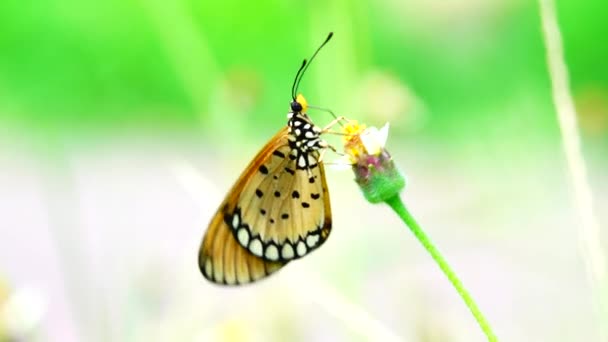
[538,0,607,337]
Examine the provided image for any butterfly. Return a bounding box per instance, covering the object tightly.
[199,33,337,285]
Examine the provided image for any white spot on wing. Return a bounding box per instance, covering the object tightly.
[249,238,263,257]
[303,123,311,130]
[281,243,294,259]
[305,131,315,139]
[307,154,317,165]
[265,245,279,261]
[297,241,307,256]
[298,155,307,168]
[294,120,302,126]
[306,234,320,248]
[237,228,250,246]
[232,214,240,230]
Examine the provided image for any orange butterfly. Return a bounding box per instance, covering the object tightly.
[199,33,336,285]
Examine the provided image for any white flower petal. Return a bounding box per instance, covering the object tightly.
[377,122,390,147]
[360,123,390,155]
[360,128,380,155]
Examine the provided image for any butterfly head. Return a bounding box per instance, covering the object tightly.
[290,94,308,114]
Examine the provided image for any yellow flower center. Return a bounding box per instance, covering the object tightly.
[341,120,368,163]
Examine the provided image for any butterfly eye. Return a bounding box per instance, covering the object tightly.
[290,101,303,113]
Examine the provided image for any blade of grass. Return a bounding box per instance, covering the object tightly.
[538,0,607,338]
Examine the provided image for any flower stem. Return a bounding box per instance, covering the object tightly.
[385,195,498,342]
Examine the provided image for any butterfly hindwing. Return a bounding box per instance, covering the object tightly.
[234,141,331,262]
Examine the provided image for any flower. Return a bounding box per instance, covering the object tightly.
[340,122,498,340]
[342,121,405,203]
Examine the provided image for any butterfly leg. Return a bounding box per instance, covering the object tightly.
[321,116,349,132]
[320,117,361,138]
[317,146,329,163]
[317,140,346,163]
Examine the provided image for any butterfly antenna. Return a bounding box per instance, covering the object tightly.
[291,32,334,100]
[291,59,307,100]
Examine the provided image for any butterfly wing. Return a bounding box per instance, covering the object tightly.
[199,125,332,285]
[199,204,285,285]
[199,128,291,285]
[234,144,331,262]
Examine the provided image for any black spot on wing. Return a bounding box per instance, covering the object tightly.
[259,165,269,174]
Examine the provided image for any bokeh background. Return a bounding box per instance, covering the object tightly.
[1,0,607,341]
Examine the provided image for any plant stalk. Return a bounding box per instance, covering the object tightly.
[385,195,498,342]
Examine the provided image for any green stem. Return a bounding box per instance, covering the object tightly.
[385,195,498,341]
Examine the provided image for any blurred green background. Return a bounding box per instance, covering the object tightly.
[1,0,607,341]
[2,0,605,145]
